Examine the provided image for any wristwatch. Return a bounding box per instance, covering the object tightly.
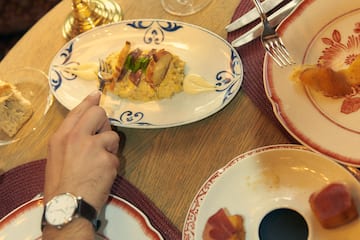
[41,193,100,231]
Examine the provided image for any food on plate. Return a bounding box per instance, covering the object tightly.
[183,74,217,94]
[292,66,353,97]
[53,62,98,80]
[105,41,185,101]
[291,54,360,98]
[203,208,245,240]
[0,79,33,137]
[341,97,360,114]
[53,41,223,99]
[309,183,359,229]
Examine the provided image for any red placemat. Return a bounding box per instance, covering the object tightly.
[227,0,296,141]
[0,159,181,239]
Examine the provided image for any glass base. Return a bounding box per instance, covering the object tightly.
[161,0,212,16]
[63,0,123,40]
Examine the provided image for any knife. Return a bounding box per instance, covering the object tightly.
[231,0,302,47]
[226,0,285,32]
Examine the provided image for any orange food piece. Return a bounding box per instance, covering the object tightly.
[294,54,360,98]
[203,208,245,240]
[299,67,352,97]
[309,183,358,229]
[145,49,173,88]
[111,41,131,89]
[340,55,360,86]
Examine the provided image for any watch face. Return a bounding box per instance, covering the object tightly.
[45,193,78,226]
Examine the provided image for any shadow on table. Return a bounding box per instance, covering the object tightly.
[0,0,60,60]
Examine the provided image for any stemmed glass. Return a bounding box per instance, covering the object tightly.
[161,0,213,16]
[63,0,123,40]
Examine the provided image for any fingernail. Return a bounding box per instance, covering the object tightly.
[89,90,101,97]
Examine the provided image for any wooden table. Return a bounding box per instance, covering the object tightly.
[0,0,291,231]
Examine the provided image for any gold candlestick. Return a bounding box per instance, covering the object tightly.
[63,0,123,40]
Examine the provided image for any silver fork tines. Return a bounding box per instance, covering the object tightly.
[252,0,295,67]
[98,58,112,92]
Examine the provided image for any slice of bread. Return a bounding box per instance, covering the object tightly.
[0,79,33,137]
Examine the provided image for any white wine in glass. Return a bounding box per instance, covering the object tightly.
[161,0,212,16]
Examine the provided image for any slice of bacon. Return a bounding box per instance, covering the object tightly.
[111,41,131,90]
[128,69,142,86]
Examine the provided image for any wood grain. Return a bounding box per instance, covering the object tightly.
[0,0,291,230]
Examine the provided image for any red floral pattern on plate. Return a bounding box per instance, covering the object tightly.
[308,21,360,115]
[319,23,360,66]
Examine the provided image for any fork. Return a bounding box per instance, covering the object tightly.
[97,58,113,92]
[252,0,295,67]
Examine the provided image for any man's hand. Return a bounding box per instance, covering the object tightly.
[44,90,120,213]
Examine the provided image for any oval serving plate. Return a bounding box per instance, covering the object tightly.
[263,0,360,165]
[49,19,243,128]
[183,144,360,240]
[0,194,163,239]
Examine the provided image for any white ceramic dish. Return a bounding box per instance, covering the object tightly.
[0,67,53,146]
[0,194,163,239]
[183,144,360,240]
[49,19,243,128]
[263,0,360,165]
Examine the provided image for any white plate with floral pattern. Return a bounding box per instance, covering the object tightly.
[48,19,243,128]
[264,0,360,165]
[183,145,360,240]
[0,194,163,239]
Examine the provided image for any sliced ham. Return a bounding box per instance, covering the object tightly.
[309,183,358,229]
[203,208,245,240]
[341,97,360,114]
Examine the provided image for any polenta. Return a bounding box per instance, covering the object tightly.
[105,41,185,101]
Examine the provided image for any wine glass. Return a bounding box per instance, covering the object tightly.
[161,0,213,16]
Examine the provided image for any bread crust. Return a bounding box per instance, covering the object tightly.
[0,80,13,101]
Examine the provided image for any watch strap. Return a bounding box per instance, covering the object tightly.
[76,198,101,231]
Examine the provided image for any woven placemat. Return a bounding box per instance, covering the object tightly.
[0,159,181,239]
[227,0,296,141]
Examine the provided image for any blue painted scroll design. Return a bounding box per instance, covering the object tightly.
[109,111,153,126]
[126,20,183,45]
[49,41,76,91]
[214,49,243,104]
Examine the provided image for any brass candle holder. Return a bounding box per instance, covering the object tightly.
[62,0,123,40]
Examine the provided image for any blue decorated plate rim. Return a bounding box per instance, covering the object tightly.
[48,19,244,128]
